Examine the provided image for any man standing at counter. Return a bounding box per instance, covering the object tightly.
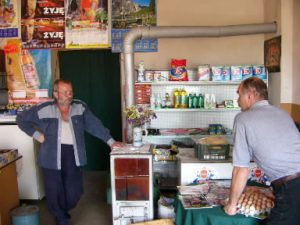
[17,79,124,225]
[224,77,300,225]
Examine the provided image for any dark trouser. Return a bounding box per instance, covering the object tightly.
[265,177,300,225]
[42,145,83,225]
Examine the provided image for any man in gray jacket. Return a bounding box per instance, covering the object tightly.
[17,79,124,225]
[224,77,300,225]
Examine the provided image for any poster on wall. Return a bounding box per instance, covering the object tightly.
[65,0,109,48]
[0,0,18,38]
[264,36,281,73]
[4,39,53,104]
[111,0,157,53]
[21,0,65,49]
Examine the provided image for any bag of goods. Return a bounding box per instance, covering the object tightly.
[253,65,267,80]
[222,66,231,81]
[242,65,253,80]
[211,65,223,81]
[170,59,188,81]
[197,65,210,81]
[230,65,243,81]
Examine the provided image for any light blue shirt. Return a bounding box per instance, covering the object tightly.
[233,100,300,181]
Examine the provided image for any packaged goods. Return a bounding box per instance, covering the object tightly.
[170,59,188,81]
[242,65,253,80]
[253,65,267,80]
[231,65,243,81]
[145,70,154,82]
[222,66,231,81]
[187,69,197,81]
[211,66,223,81]
[197,65,210,81]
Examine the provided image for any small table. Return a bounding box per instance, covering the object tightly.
[175,200,262,225]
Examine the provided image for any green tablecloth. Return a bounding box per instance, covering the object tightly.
[175,200,262,225]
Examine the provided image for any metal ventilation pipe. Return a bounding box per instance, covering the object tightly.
[123,22,277,140]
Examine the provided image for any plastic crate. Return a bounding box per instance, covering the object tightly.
[194,144,230,161]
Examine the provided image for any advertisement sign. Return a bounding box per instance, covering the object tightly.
[0,0,18,38]
[111,0,157,52]
[65,0,109,48]
[4,39,53,104]
[21,0,65,49]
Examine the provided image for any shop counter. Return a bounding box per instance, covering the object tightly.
[175,200,261,225]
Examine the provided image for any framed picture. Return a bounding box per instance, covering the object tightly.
[264,36,281,72]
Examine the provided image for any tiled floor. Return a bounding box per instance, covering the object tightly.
[21,171,112,225]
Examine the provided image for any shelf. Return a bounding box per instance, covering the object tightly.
[153,108,240,112]
[137,81,242,85]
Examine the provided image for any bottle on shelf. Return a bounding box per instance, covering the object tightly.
[192,92,199,108]
[150,94,156,109]
[188,92,193,108]
[181,88,188,108]
[137,60,145,82]
[198,93,204,108]
[165,92,172,108]
[155,94,162,109]
[173,89,181,108]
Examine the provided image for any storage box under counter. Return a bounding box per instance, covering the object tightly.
[177,148,234,185]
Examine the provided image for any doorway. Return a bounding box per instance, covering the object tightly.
[58,50,122,170]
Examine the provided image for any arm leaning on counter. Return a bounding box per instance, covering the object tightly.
[16,78,125,225]
[224,77,300,225]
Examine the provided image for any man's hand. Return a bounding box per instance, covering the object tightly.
[38,134,45,143]
[224,202,238,216]
[111,141,126,149]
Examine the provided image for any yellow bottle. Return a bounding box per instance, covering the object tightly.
[173,89,181,108]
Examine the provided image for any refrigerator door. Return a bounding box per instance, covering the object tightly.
[0,124,45,199]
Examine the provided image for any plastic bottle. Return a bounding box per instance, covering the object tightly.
[165,92,172,108]
[156,94,162,109]
[198,93,204,108]
[192,92,199,108]
[20,49,40,88]
[150,94,156,109]
[181,88,188,108]
[173,89,181,108]
[188,93,193,108]
[137,60,145,82]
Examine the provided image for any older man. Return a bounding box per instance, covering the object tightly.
[17,79,124,225]
[224,77,300,225]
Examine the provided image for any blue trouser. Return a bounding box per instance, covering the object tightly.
[265,177,300,225]
[42,144,83,225]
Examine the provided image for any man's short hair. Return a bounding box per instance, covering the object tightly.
[241,77,268,100]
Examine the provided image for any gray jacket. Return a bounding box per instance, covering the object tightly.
[16,99,114,170]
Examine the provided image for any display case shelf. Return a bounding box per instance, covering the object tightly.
[150,81,242,85]
[153,108,240,112]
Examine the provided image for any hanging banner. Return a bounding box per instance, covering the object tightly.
[0,0,18,38]
[4,39,53,104]
[21,0,65,49]
[111,0,157,53]
[65,0,109,48]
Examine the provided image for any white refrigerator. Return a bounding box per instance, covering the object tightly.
[0,118,45,200]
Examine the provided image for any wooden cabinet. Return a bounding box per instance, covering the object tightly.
[111,145,153,225]
[0,160,20,225]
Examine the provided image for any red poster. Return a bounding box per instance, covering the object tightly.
[21,0,65,49]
